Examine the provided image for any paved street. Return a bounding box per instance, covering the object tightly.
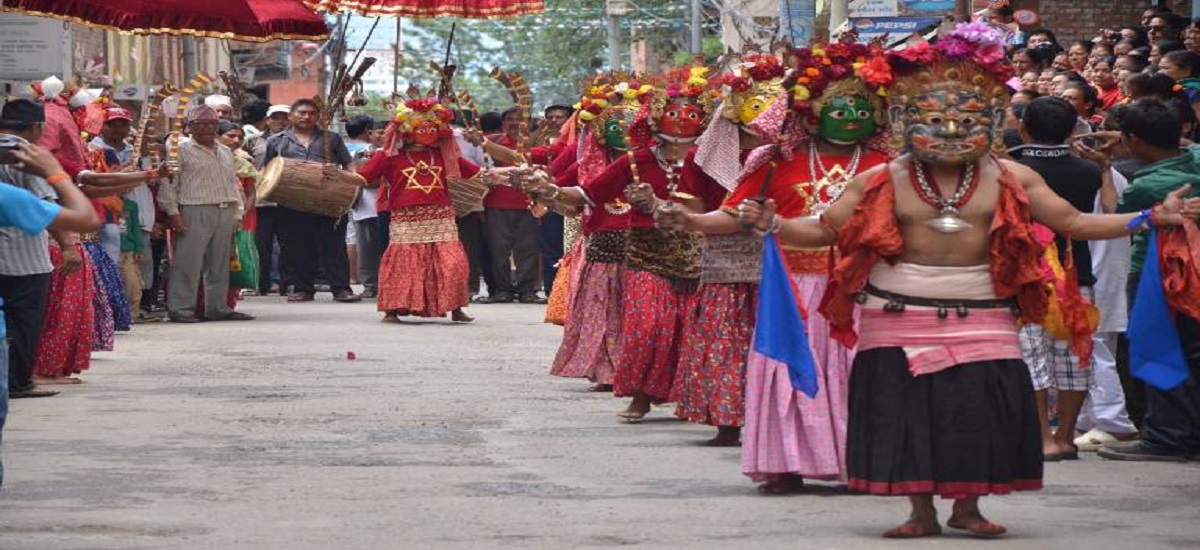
[1,296,1198,549]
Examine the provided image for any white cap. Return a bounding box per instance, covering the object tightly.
[204,94,232,108]
[267,104,291,116]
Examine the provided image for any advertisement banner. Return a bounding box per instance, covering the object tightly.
[849,16,943,43]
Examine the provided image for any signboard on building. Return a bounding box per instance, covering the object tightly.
[0,13,71,82]
[850,16,943,42]
[847,0,951,43]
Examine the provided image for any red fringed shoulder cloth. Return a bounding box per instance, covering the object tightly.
[1160,222,1200,321]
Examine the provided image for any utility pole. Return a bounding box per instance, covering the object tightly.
[181,36,197,78]
[690,0,702,55]
[393,18,402,97]
[606,0,626,70]
[829,0,849,37]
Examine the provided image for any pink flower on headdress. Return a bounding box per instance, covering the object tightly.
[949,21,1005,45]
[936,36,973,58]
[972,42,1007,67]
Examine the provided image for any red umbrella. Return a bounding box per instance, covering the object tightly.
[0,0,330,42]
[306,0,543,18]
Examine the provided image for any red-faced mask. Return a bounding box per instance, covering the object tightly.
[411,120,443,147]
[656,101,704,139]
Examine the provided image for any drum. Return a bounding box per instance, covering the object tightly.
[448,176,491,217]
[258,157,359,218]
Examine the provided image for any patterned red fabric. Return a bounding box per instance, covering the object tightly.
[2,0,329,42]
[32,245,95,378]
[674,283,756,427]
[377,206,469,317]
[307,0,543,18]
[819,159,1052,349]
[1160,222,1200,321]
[39,100,87,170]
[613,270,698,401]
[550,258,624,384]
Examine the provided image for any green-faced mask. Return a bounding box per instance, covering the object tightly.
[818,95,876,144]
[602,117,629,150]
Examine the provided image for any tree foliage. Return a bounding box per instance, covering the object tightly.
[371,0,719,115]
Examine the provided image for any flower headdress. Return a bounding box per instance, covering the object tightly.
[717,53,787,124]
[648,66,721,129]
[391,97,455,140]
[885,22,1013,109]
[379,95,464,179]
[581,76,653,132]
[787,40,890,125]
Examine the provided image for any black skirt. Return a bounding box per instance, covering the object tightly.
[846,347,1043,499]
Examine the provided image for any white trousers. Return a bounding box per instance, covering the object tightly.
[1077,332,1138,434]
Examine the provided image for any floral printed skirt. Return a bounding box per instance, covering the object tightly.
[674,282,757,427]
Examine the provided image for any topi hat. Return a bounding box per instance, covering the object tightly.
[0,98,46,123]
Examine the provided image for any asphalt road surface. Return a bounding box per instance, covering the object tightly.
[1,295,1198,549]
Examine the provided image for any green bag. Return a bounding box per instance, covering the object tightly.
[229,229,260,289]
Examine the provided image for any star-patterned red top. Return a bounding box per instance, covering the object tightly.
[359,149,480,212]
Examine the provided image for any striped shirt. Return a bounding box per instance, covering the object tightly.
[157,140,242,216]
[0,142,56,276]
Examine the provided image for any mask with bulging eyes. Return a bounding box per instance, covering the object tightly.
[656,100,705,139]
[601,111,633,150]
[411,120,443,147]
[891,89,1003,164]
[737,94,773,126]
[818,95,877,144]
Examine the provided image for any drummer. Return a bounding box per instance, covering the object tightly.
[263,99,363,304]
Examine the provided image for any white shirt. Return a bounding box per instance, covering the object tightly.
[1090,168,1130,334]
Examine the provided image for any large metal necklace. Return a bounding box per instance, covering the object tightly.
[807,140,862,214]
[911,159,978,233]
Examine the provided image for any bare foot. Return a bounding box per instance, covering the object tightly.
[617,395,652,421]
[706,426,741,447]
[946,515,1007,537]
[451,308,474,323]
[883,520,943,538]
[756,474,805,495]
[382,312,401,324]
[588,383,613,392]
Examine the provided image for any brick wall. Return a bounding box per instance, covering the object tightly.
[70,25,106,81]
[1024,0,1192,45]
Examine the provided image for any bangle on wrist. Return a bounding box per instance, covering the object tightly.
[46,172,71,185]
[753,214,781,237]
[1126,207,1155,233]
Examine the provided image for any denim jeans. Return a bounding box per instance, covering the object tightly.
[1,338,9,486]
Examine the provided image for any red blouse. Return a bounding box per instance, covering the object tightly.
[359,150,480,212]
[583,147,705,229]
[723,148,889,217]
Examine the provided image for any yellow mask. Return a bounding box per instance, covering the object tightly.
[738,94,772,126]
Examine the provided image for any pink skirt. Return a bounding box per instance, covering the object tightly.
[613,269,698,401]
[741,273,855,482]
[674,282,756,427]
[550,258,624,383]
[377,205,469,317]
